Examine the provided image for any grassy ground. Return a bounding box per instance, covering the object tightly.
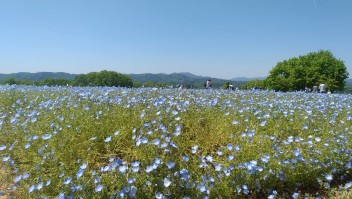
[1,87,352,198]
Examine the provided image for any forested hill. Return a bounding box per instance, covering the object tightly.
[0,72,247,88]
[128,72,242,88]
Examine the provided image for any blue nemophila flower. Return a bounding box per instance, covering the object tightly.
[0,145,6,151]
[37,182,43,190]
[205,156,213,162]
[227,155,234,161]
[146,180,152,186]
[28,184,36,193]
[101,165,110,172]
[76,169,84,179]
[182,156,189,162]
[152,138,160,146]
[141,137,148,144]
[166,161,175,169]
[59,172,64,178]
[155,192,163,199]
[227,143,233,151]
[31,117,37,123]
[164,177,172,187]
[128,178,136,184]
[260,120,267,127]
[42,134,52,140]
[180,169,190,181]
[23,173,30,179]
[95,184,103,192]
[2,156,10,162]
[261,154,270,164]
[325,174,333,182]
[223,168,231,176]
[292,192,299,199]
[24,143,31,149]
[94,176,100,184]
[132,161,140,167]
[119,165,127,173]
[293,149,300,157]
[146,166,154,173]
[232,120,239,125]
[14,175,22,183]
[80,163,88,170]
[215,163,222,171]
[57,192,65,199]
[191,145,198,154]
[63,177,72,185]
[198,183,207,192]
[242,184,249,195]
[129,186,137,198]
[104,136,112,143]
[46,180,51,187]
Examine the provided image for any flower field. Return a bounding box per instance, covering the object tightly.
[0,85,352,198]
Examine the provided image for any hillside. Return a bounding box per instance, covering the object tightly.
[0,72,246,88]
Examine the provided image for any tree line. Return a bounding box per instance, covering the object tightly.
[0,70,246,89]
[1,50,349,91]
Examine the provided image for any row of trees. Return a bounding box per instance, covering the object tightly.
[1,50,349,91]
[2,70,134,87]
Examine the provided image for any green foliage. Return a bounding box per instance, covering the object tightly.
[72,70,133,87]
[2,78,36,85]
[266,50,349,92]
[0,72,76,82]
[242,79,267,90]
[37,78,71,86]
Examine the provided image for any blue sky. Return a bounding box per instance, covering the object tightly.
[1,0,351,79]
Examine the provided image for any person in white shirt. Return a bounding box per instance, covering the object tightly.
[319,83,326,93]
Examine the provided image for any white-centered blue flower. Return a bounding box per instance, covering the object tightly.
[63,177,72,185]
[0,145,6,151]
[42,134,52,140]
[95,184,103,192]
[119,165,127,173]
[76,169,84,179]
[104,136,112,143]
[28,184,36,193]
[164,177,172,187]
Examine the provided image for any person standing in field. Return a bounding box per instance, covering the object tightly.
[205,80,212,89]
[319,83,326,93]
[312,85,318,93]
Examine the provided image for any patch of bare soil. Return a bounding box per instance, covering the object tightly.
[0,164,9,199]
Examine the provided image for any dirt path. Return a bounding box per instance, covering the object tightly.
[0,164,9,199]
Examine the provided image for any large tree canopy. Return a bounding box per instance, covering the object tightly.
[72,70,133,87]
[265,50,349,92]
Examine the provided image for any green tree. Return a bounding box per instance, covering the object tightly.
[2,78,20,85]
[266,50,349,92]
[243,79,267,90]
[72,70,133,87]
[38,78,72,86]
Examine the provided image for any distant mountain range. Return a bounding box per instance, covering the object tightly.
[1,72,351,87]
[0,72,260,88]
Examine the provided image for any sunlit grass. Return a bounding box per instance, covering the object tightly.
[0,85,351,198]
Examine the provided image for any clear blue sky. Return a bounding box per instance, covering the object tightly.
[1,0,351,79]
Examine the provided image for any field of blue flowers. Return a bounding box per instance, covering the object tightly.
[0,85,352,198]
